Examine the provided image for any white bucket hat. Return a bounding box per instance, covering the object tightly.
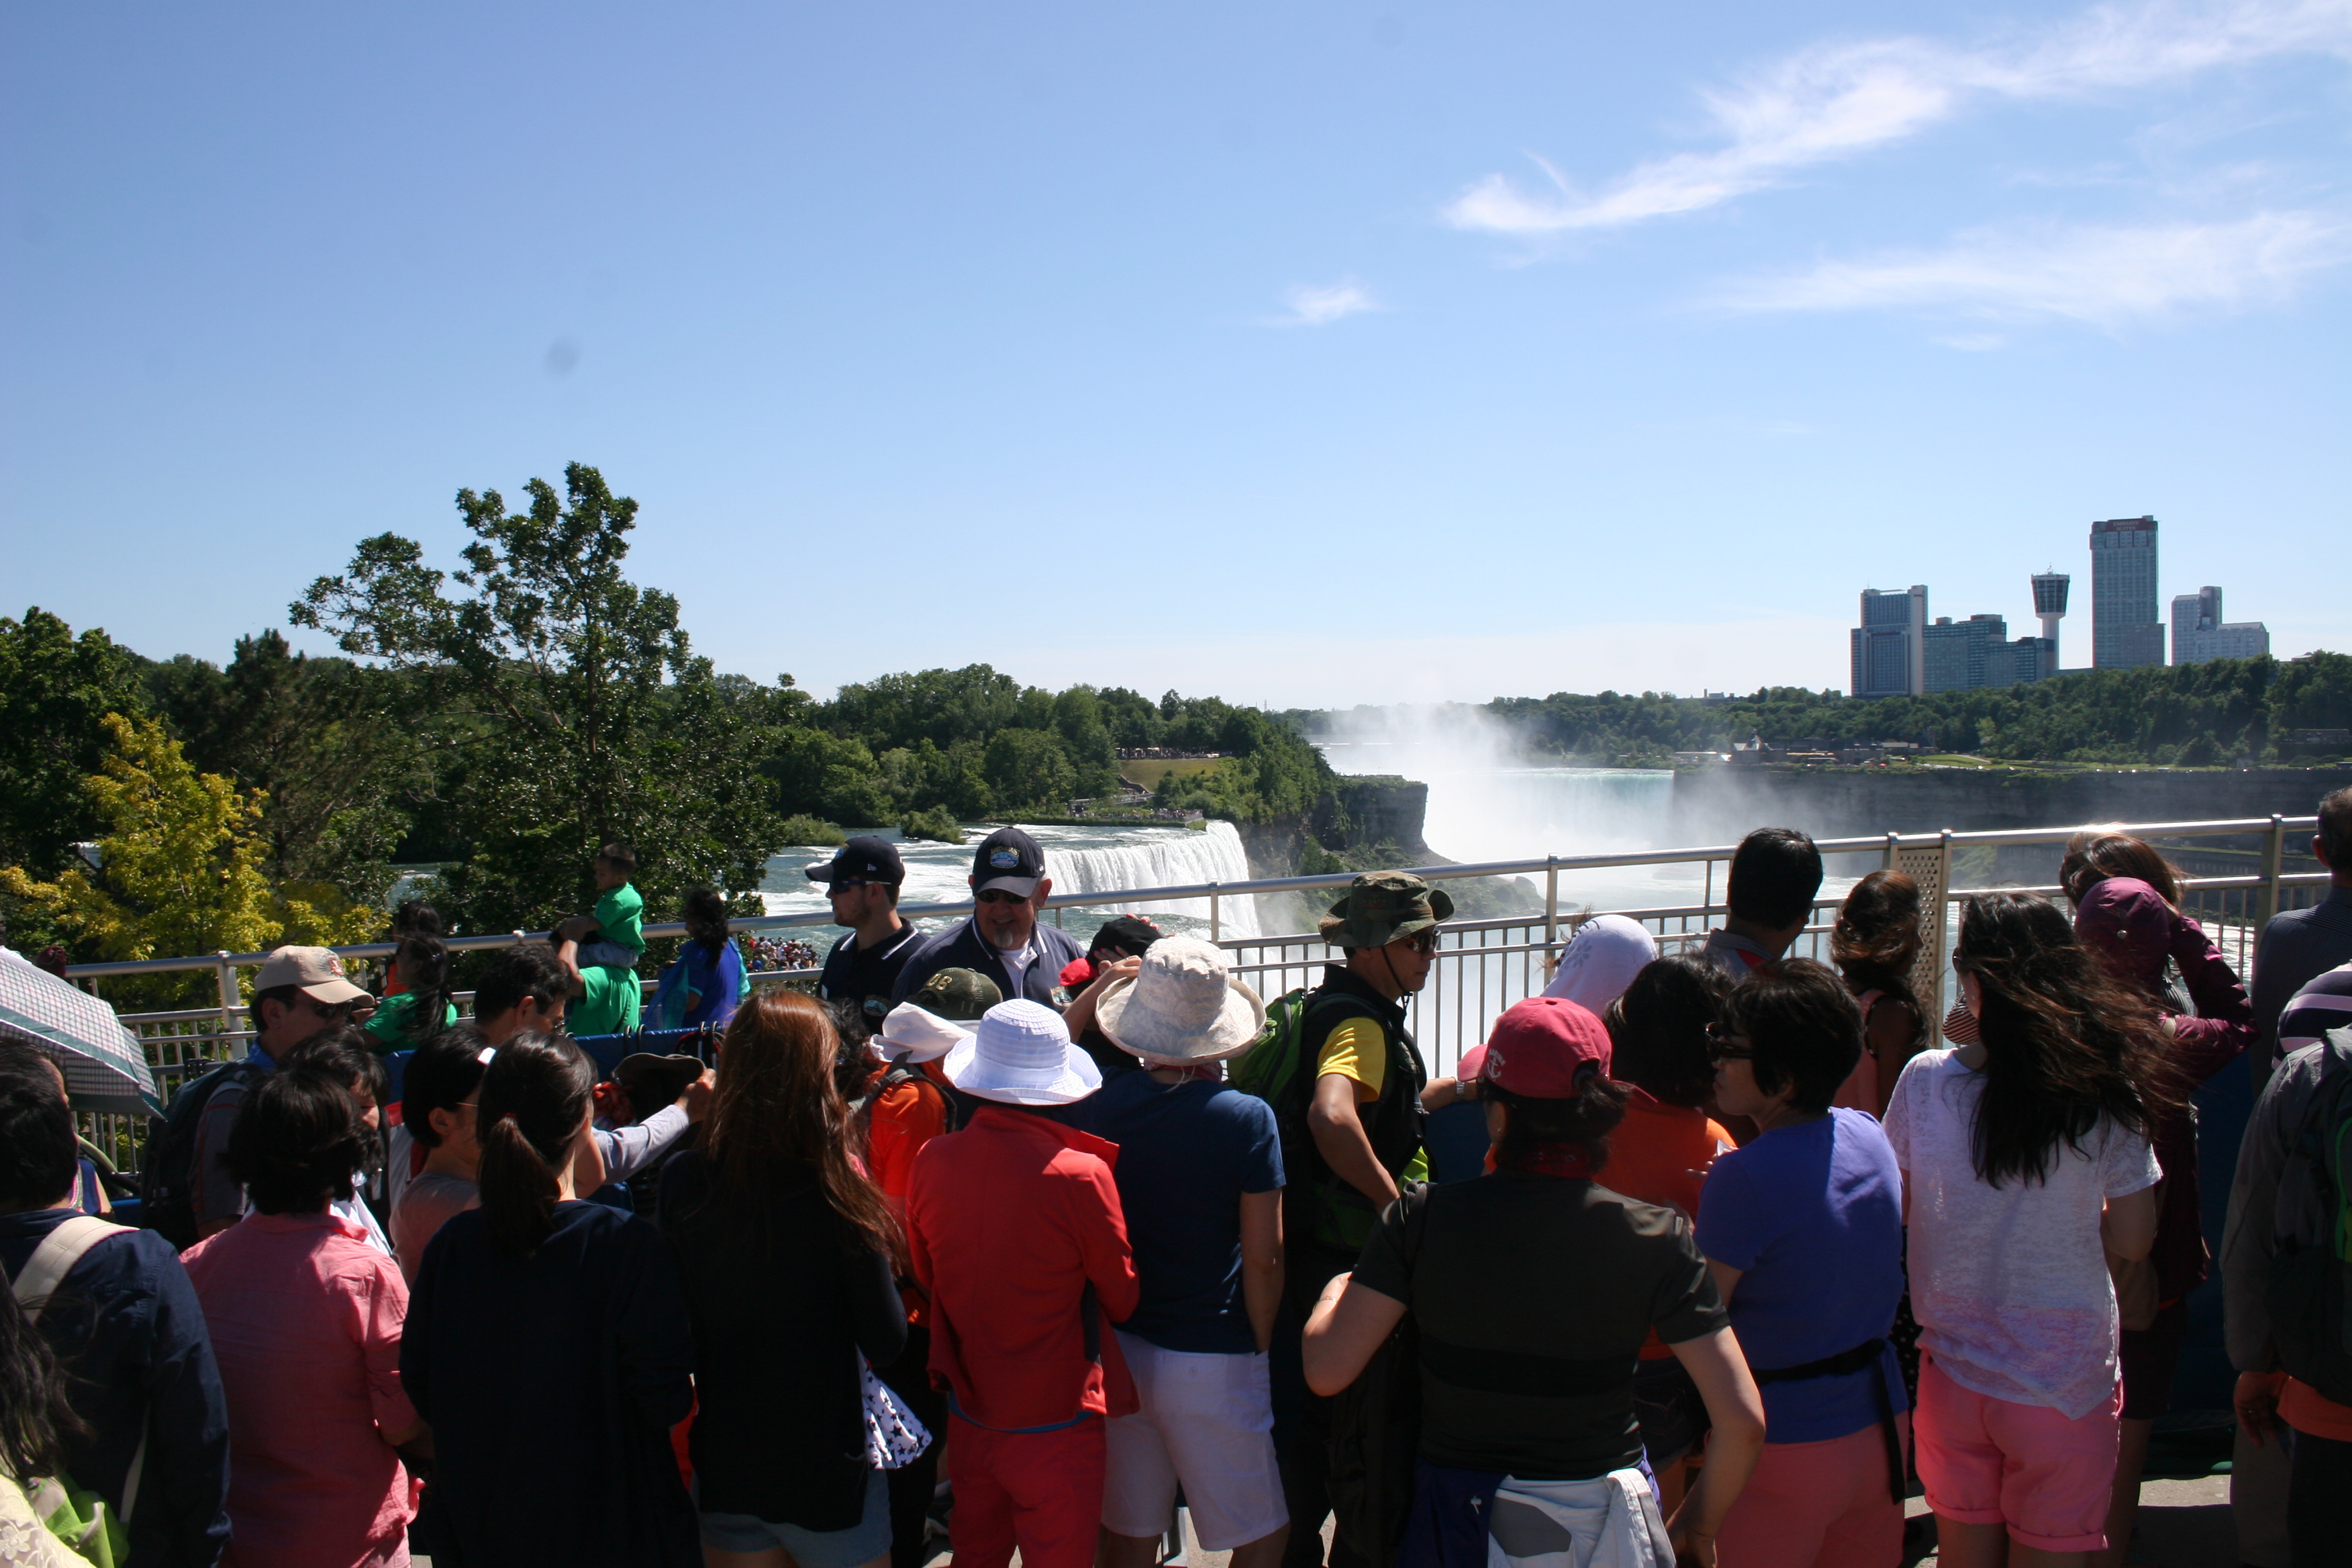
[942,999,1102,1106]
[1093,936,1266,1064]
[1542,915,1658,1013]
[869,1002,971,1065]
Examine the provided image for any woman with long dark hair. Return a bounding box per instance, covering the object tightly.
[400,1034,698,1567]
[660,990,909,1568]
[1883,893,2169,1568]
[1303,996,1765,1568]
[365,934,460,1053]
[1827,871,1926,1118]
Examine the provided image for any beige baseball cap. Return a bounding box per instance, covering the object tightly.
[252,945,370,1006]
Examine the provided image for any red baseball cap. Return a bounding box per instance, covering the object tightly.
[1477,996,1612,1097]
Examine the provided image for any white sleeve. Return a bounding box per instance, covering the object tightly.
[1879,1065,1913,1165]
[595,1104,693,1184]
[2102,1120,2162,1199]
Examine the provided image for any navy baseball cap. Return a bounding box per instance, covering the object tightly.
[971,827,1045,896]
[806,836,906,888]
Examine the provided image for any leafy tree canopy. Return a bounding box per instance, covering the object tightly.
[0,609,151,877]
[292,462,787,935]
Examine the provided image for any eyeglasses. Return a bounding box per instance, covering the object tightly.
[975,889,1029,905]
[1704,1022,1755,1062]
[1404,932,1440,956]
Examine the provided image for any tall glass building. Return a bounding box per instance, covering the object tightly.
[1851,585,1927,697]
[2090,516,2165,669]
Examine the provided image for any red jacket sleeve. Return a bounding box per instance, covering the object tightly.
[906,1144,939,1294]
[1064,1155,1141,1324]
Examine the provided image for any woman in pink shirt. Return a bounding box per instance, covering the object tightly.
[183,1065,425,1568]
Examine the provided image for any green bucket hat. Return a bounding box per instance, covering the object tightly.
[915,967,1003,1022]
[1318,871,1455,949]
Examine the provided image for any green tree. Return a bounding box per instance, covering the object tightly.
[145,631,428,910]
[0,715,379,1006]
[983,728,1077,809]
[0,609,152,878]
[292,462,788,937]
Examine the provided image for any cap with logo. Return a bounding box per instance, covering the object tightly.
[252,945,371,1006]
[1476,995,1614,1098]
[806,836,907,889]
[971,827,1045,897]
[914,967,1003,1022]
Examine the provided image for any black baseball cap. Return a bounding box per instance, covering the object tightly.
[1089,916,1164,961]
[806,836,906,889]
[971,826,1045,896]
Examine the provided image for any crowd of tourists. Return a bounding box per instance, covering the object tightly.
[5,796,2352,1568]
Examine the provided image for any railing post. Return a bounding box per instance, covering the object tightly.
[214,952,239,1052]
[1883,831,1898,871]
[1545,856,1559,953]
[2261,814,2286,926]
[1210,884,1221,944]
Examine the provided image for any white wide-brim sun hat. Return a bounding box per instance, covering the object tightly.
[869,1002,971,1065]
[1094,936,1266,1064]
[943,998,1103,1106]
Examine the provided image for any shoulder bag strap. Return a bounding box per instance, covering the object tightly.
[9,1216,129,1323]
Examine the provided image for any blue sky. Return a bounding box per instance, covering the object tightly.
[4,0,2347,707]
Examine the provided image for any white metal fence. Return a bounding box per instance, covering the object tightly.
[65,814,2327,1170]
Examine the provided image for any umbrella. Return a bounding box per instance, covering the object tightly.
[0,946,163,1114]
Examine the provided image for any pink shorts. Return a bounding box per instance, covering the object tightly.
[1914,1356,2120,1553]
[1713,1417,1908,1568]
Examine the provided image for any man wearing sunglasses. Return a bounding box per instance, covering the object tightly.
[808,836,925,1036]
[891,826,1087,1013]
[1277,871,1475,1568]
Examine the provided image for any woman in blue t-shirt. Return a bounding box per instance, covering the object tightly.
[1696,959,1908,1568]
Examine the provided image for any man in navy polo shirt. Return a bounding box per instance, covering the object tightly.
[892,827,1086,1011]
[810,836,926,1038]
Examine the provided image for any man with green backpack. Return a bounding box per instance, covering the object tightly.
[1232,872,1476,1568]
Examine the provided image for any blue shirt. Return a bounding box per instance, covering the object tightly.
[0,1210,232,1567]
[1694,1107,1908,1444]
[1066,1071,1283,1355]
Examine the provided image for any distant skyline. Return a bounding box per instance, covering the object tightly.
[4,1,2347,708]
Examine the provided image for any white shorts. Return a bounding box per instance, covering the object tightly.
[1103,1330,1288,1551]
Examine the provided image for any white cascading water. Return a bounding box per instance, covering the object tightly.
[1045,820,1262,938]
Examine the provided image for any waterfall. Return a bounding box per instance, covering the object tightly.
[1045,821,1262,939]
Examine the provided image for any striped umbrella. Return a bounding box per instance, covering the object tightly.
[0,946,162,1114]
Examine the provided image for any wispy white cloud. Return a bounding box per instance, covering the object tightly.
[1270,278,1381,326]
[1714,210,2352,326]
[1444,0,2352,234]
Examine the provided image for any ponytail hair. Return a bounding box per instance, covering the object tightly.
[475,1032,596,1255]
[395,934,457,1048]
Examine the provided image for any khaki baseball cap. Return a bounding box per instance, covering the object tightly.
[252,946,370,1006]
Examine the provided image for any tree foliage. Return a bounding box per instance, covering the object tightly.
[144,630,428,910]
[1456,654,2352,767]
[0,609,152,878]
[0,715,380,1005]
[291,462,787,936]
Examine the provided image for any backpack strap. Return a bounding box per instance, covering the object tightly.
[9,1216,129,1324]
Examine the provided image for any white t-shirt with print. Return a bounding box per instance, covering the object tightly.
[1882,1048,2160,1420]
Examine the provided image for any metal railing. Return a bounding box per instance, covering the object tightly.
[65,814,2326,1168]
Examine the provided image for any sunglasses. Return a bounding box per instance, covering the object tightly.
[828,880,877,894]
[975,889,1030,905]
[1704,1022,1755,1063]
[1404,932,1441,956]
